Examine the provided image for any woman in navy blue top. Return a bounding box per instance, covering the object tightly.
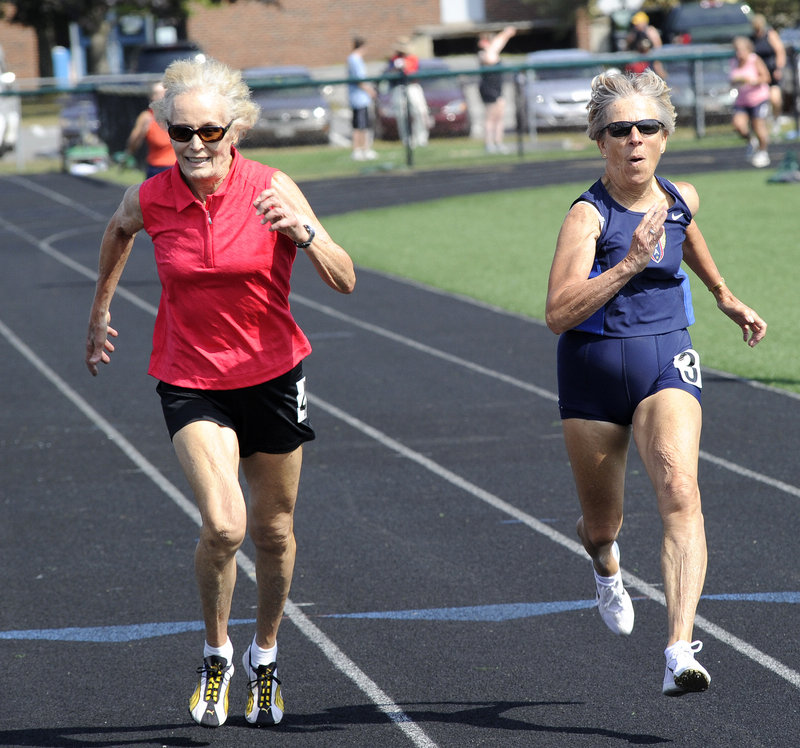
[545,69,766,696]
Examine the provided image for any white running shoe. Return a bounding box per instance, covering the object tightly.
[751,150,770,168]
[662,640,711,696]
[594,541,634,636]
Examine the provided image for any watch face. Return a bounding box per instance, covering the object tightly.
[296,225,315,247]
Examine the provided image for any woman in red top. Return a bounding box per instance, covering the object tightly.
[86,57,355,729]
[124,82,176,178]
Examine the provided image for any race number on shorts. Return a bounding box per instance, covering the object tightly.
[673,349,702,388]
[296,376,308,422]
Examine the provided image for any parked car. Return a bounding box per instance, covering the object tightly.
[243,66,331,146]
[375,58,471,140]
[657,44,737,122]
[0,51,20,155]
[661,1,753,45]
[132,42,206,74]
[526,49,605,130]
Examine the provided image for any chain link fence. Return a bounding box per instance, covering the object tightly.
[2,45,798,174]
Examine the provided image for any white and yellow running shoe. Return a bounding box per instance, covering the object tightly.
[188,655,234,728]
[242,645,284,726]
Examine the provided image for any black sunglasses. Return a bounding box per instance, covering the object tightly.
[167,120,234,143]
[602,119,664,138]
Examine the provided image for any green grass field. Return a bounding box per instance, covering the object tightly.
[321,166,800,394]
[10,128,793,393]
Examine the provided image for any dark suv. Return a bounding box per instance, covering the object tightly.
[132,42,205,74]
[661,1,753,45]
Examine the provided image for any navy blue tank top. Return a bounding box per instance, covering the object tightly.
[571,176,695,337]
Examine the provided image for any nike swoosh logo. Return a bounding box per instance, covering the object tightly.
[671,212,684,220]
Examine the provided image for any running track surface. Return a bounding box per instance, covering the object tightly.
[2,148,799,747]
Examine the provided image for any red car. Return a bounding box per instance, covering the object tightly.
[375,58,471,140]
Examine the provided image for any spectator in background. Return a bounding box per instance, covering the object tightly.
[730,36,772,167]
[626,11,662,53]
[385,38,430,148]
[477,25,516,154]
[347,36,377,161]
[750,13,787,132]
[625,35,667,79]
[123,82,176,178]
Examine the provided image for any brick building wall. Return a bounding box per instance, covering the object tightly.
[0,3,38,78]
[186,0,441,71]
[0,0,586,81]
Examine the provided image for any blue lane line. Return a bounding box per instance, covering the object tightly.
[321,600,597,621]
[0,618,256,643]
[321,592,800,621]
[3,593,800,641]
[702,592,800,603]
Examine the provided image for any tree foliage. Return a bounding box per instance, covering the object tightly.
[523,0,800,29]
[1,0,278,76]
[748,0,800,29]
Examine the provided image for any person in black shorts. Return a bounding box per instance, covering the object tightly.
[347,36,377,160]
[750,13,787,129]
[546,68,766,696]
[85,57,356,729]
[477,25,516,153]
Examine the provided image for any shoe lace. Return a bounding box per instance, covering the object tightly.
[674,640,703,655]
[249,663,281,709]
[197,659,225,703]
[598,578,626,610]
[668,640,704,670]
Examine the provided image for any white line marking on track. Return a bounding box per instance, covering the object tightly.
[310,395,800,690]
[293,294,558,402]
[6,174,109,222]
[7,175,800,696]
[0,316,437,748]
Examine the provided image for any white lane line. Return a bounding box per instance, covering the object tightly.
[9,176,800,692]
[293,294,558,402]
[699,449,800,499]
[6,174,110,222]
[292,294,800,505]
[0,317,437,748]
[309,395,800,690]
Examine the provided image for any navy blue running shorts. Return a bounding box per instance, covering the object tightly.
[156,362,315,457]
[557,329,702,425]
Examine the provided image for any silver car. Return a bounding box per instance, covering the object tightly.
[0,48,20,155]
[243,66,331,146]
[657,44,737,122]
[526,49,604,130]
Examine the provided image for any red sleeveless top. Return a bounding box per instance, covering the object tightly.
[139,149,311,389]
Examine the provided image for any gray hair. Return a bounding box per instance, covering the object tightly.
[151,57,260,138]
[586,68,676,141]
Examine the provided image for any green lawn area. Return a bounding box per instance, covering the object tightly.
[7,126,794,393]
[321,166,799,395]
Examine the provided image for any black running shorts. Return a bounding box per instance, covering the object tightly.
[156,362,315,457]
